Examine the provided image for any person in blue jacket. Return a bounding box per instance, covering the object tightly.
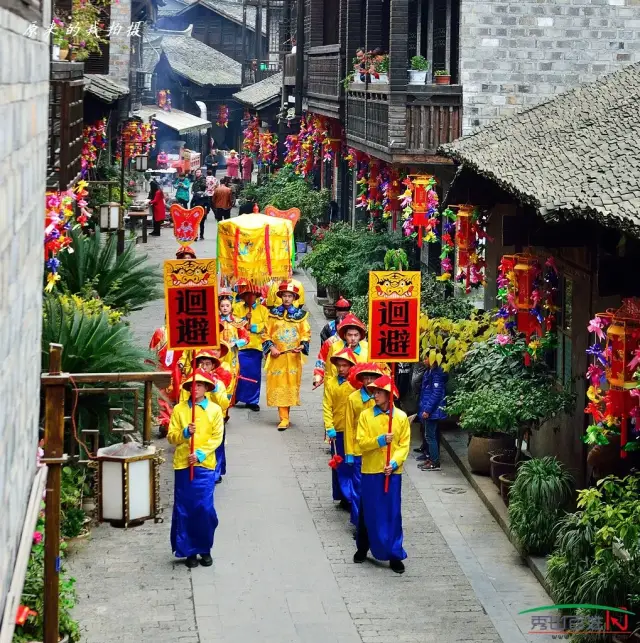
[417,359,447,471]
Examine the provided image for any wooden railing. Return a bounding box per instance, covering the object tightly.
[47,62,84,190]
[241,60,281,86]
[307,45,341,99]
[346,86,390,150]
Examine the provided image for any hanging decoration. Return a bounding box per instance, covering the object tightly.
[257,131,278,167]
[216,104,229,128]
[44,182,91,292]
[81,118,107,176]
[438,207,456,281]
[401,175,439,247]
[117,119,156,162]
[380,166,401,230]
[242,115,260,157]
[450,205,488,293]
[157,90,172,111]
[584,299,640,457]
[284,113,336,177]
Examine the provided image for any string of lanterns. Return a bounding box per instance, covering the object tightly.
[81,118,108,176]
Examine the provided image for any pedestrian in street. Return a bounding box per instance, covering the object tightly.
[354,375,410,574]
[233,280,269,411]
[262,279,311,430]
[167,369,224,568]
[174,171,191,208]
[226,149,240,181]
[241,154,253,187]
[417,357,447,471]
[213,177,233,221]
[320,296,351,344]
[191,168,209,240]
[204,148,218,176]
[344,362,384,529]
[148,180,166,236]
[323,348,358,509]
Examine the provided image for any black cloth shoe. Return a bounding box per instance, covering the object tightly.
[215,478,223,484]
[248,403,260,412]
[416,453,429,462]
[199,554,213,567]
[413,446,426,453]
[353,550,367,563]
[185,555,199,568]
[390,559,405,574]
[338,499,351,511]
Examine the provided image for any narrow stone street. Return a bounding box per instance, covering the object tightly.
[67,224,552,643]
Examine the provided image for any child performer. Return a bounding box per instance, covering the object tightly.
[167,369,224,568]
[219,289,249,404]
[354,375,410,574]
[233,280,269,411]
[176,246,196,260]
[345,362,384,528]
[323,348,358,509]
[262,280,311,430]
[325,314,369,381]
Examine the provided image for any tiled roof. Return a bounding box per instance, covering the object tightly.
[143,30,242,87]
[232,73,282,109]
[84,74,130,102]
[158,0,266,34]
[440,62,640,236]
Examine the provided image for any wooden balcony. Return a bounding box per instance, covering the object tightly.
[346,83,463,163]
[241,60,281,87]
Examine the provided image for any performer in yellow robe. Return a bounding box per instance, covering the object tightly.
[325,313,370,381]
[262,279,311,430]
[179,350,229,413]
[219,289,249,403]
[323,348,358,508]
[167,369,224,568]
[344,362,385,528]
[354,375,410,573]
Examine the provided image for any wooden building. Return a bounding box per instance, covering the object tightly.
[440,62,640,483]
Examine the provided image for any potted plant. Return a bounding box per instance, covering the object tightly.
[434,69,451,85]
[67,0,108,62]
[51,17,68,61]
[489,447,517,486]
[508,456,574,554]
[372,53,389,83]
[408,55,430,84]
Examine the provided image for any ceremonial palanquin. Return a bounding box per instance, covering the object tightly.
[217,213,294,285]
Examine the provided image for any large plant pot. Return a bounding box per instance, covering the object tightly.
[435,74,451,85]
[467,434,513,476]
[587,434,622,479]
[499,472,516,506]
[326,285,339,303]
[408,69,427,84]
[371,73,388,83]
[323,303,336,320]
[489,452,517,487]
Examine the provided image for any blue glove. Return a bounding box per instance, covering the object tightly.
[390,460,398,471]
[183,427,191,439]
[326,428,337,439]
[250,323,259,333]
[195,449,206,463]
[377,434,388,448]
[345,454,354,465]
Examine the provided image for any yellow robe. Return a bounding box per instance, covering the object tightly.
[233,301,269,351]
[356,405,410,474]
[345,388,375,458]
[220,315,247,398]
[325,340,370,381]
[322,376,356,432]
[167,399,224,470]
[179,380,230,414]
[262,309,311,407]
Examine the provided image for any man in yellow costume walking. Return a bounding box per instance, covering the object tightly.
[262,279,311,430]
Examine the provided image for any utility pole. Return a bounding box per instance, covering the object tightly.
[294,0,304,117]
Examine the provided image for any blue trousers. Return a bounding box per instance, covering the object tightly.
[171,467,218,558]
[331,432,352,503]
[236,348,262,405]
[349,456,362,527]
[356,473,407,561]
[214,426,226,482]
[423,420,440,463]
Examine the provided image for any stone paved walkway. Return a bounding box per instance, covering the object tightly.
[67,222,552,643]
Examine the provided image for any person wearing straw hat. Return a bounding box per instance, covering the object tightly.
[167,369,224,568]
[262,279,311,430]
[344,362,385,529]
[320,296,352,344]
[354,374,410,574]
[325,313,369,382]
[233,280,269,411]
[323,347,358,509]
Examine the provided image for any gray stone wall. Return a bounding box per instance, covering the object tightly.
[459,0,640,133]
[109,0,132,82]
[0,4,49,625]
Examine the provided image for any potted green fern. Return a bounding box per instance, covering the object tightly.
[408,55,430,85]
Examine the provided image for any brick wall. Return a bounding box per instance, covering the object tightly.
[0,3,49,627]
[109,0,131,82]
[460,0,640,133]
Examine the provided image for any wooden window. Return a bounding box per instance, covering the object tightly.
[2,0,43,24]
[322,0,339,45]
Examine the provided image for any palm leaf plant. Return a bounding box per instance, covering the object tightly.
[56,227,161,312]
[508,456,574,555]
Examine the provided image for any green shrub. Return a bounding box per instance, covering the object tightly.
[61,465,89,539]
[56,227,161,313]
[508,457,574,555]
[420,271,475,321]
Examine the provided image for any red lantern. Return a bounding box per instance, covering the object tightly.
[513,254,541,365]
[456,205,473,253]
[411,178,430,227]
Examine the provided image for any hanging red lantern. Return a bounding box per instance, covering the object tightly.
[411,176,431,227]
[455,205,473,268]
[513,254,541,365]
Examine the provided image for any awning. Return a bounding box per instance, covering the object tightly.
[135,106,211,135]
